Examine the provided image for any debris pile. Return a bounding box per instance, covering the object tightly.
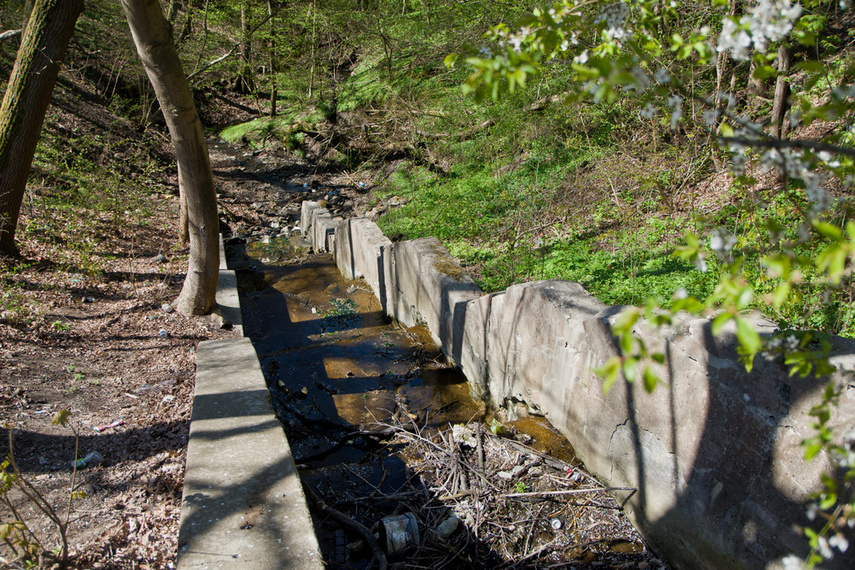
[305,417,668,569]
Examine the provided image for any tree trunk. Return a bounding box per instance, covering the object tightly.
[267,0,277,117]
[770,44,790,140]
[236,4,255,94]
[120,0,219,316]
[0,0,83,256]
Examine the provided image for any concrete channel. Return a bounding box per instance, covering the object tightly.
[179,233,656,568]
[180,199,855,569]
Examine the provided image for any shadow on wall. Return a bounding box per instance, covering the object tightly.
[473,281,855,570]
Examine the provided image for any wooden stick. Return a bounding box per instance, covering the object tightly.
[505,487,636,499]
[301,482,387,570]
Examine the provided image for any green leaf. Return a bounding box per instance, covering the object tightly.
[52,408,71,427]
[642,366,659,393]
[595,357,622,395]
[622,357,638,383]
[711,312,733,335]
[752,65,778,80]
[804,437,822,460]
[813,221,842,240]
[771,282,790,309]
[735,317,761,372]
[612,307,640,335]
[796,60,826,73]
[719,122,734,137]
[820,493,837,510]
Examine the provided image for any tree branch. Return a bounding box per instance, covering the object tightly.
[718,136,855,159]
[186,1,286,83]
[0,29,22,41]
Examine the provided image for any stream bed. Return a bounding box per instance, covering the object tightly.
[230,233,667,569]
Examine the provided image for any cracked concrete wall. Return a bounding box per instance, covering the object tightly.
[461,281,855,570]
[299,203,855,569]
[381,237,483,363]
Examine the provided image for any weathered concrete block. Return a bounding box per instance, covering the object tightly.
[334,218,391,300]
[309,209,340,253]
[472,280,855,569]
[382,237,482,364]
[301,201,320,238]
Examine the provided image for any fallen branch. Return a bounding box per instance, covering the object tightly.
[505,487,636,499]
[0,29,21,41]
[302,482,388,570]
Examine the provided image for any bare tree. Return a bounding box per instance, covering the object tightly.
[120,0,219,315]
[0,0,84,256]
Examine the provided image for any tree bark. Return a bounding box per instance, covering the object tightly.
[267,0,277,117]
[120,0,219,316]
[770,44,790,140]
[0,0,83,256]
[236,4,255,94]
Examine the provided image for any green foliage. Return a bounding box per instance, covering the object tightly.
[451,0,855,565]
[321,297,360,332]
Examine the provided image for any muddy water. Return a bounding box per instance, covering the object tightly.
[236,236,574,463]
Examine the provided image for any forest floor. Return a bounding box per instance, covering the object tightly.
[0,72,368,566]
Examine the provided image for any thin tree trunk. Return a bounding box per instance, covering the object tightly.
[0,0,83,256]
[267,0,276,117]
[237,4,254,94]
[120,0,219,315]
[770,44,790,140]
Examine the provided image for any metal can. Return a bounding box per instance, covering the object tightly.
[379,513,420,556]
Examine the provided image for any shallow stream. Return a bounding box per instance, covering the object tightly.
[230,233,663,568]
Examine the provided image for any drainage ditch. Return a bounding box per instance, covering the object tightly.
[228,233,667,569]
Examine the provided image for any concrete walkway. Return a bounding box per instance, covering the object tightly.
[176,243,322,569]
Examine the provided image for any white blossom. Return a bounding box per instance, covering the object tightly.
[710,228,737,260]
[667,94,683,130]
[639,102,656,119]
[718,18,752,60]
[574,50,589,64]
[654,68,671,84]
[807,502,819,521]
[818,150,841,169]
[781,554,805,570]
[630,67,650,91]
[702,109,720,126]
[718,0,802,60]
[595,2,630,42]
[829,533,849,553]
[805,173,830,214]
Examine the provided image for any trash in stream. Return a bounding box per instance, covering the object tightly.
[93,419,124,432]
[73,451,104,469]
[380,512,420,556]
[299,415,666,569]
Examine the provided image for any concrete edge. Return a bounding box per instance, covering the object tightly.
[177,237,323,569]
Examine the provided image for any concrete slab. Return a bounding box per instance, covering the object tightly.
[382,237,483,365]
[216,270,243,335]
[333,218,391,301]
[177,338,322,569]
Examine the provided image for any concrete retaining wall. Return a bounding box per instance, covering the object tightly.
[300,202,855,569]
